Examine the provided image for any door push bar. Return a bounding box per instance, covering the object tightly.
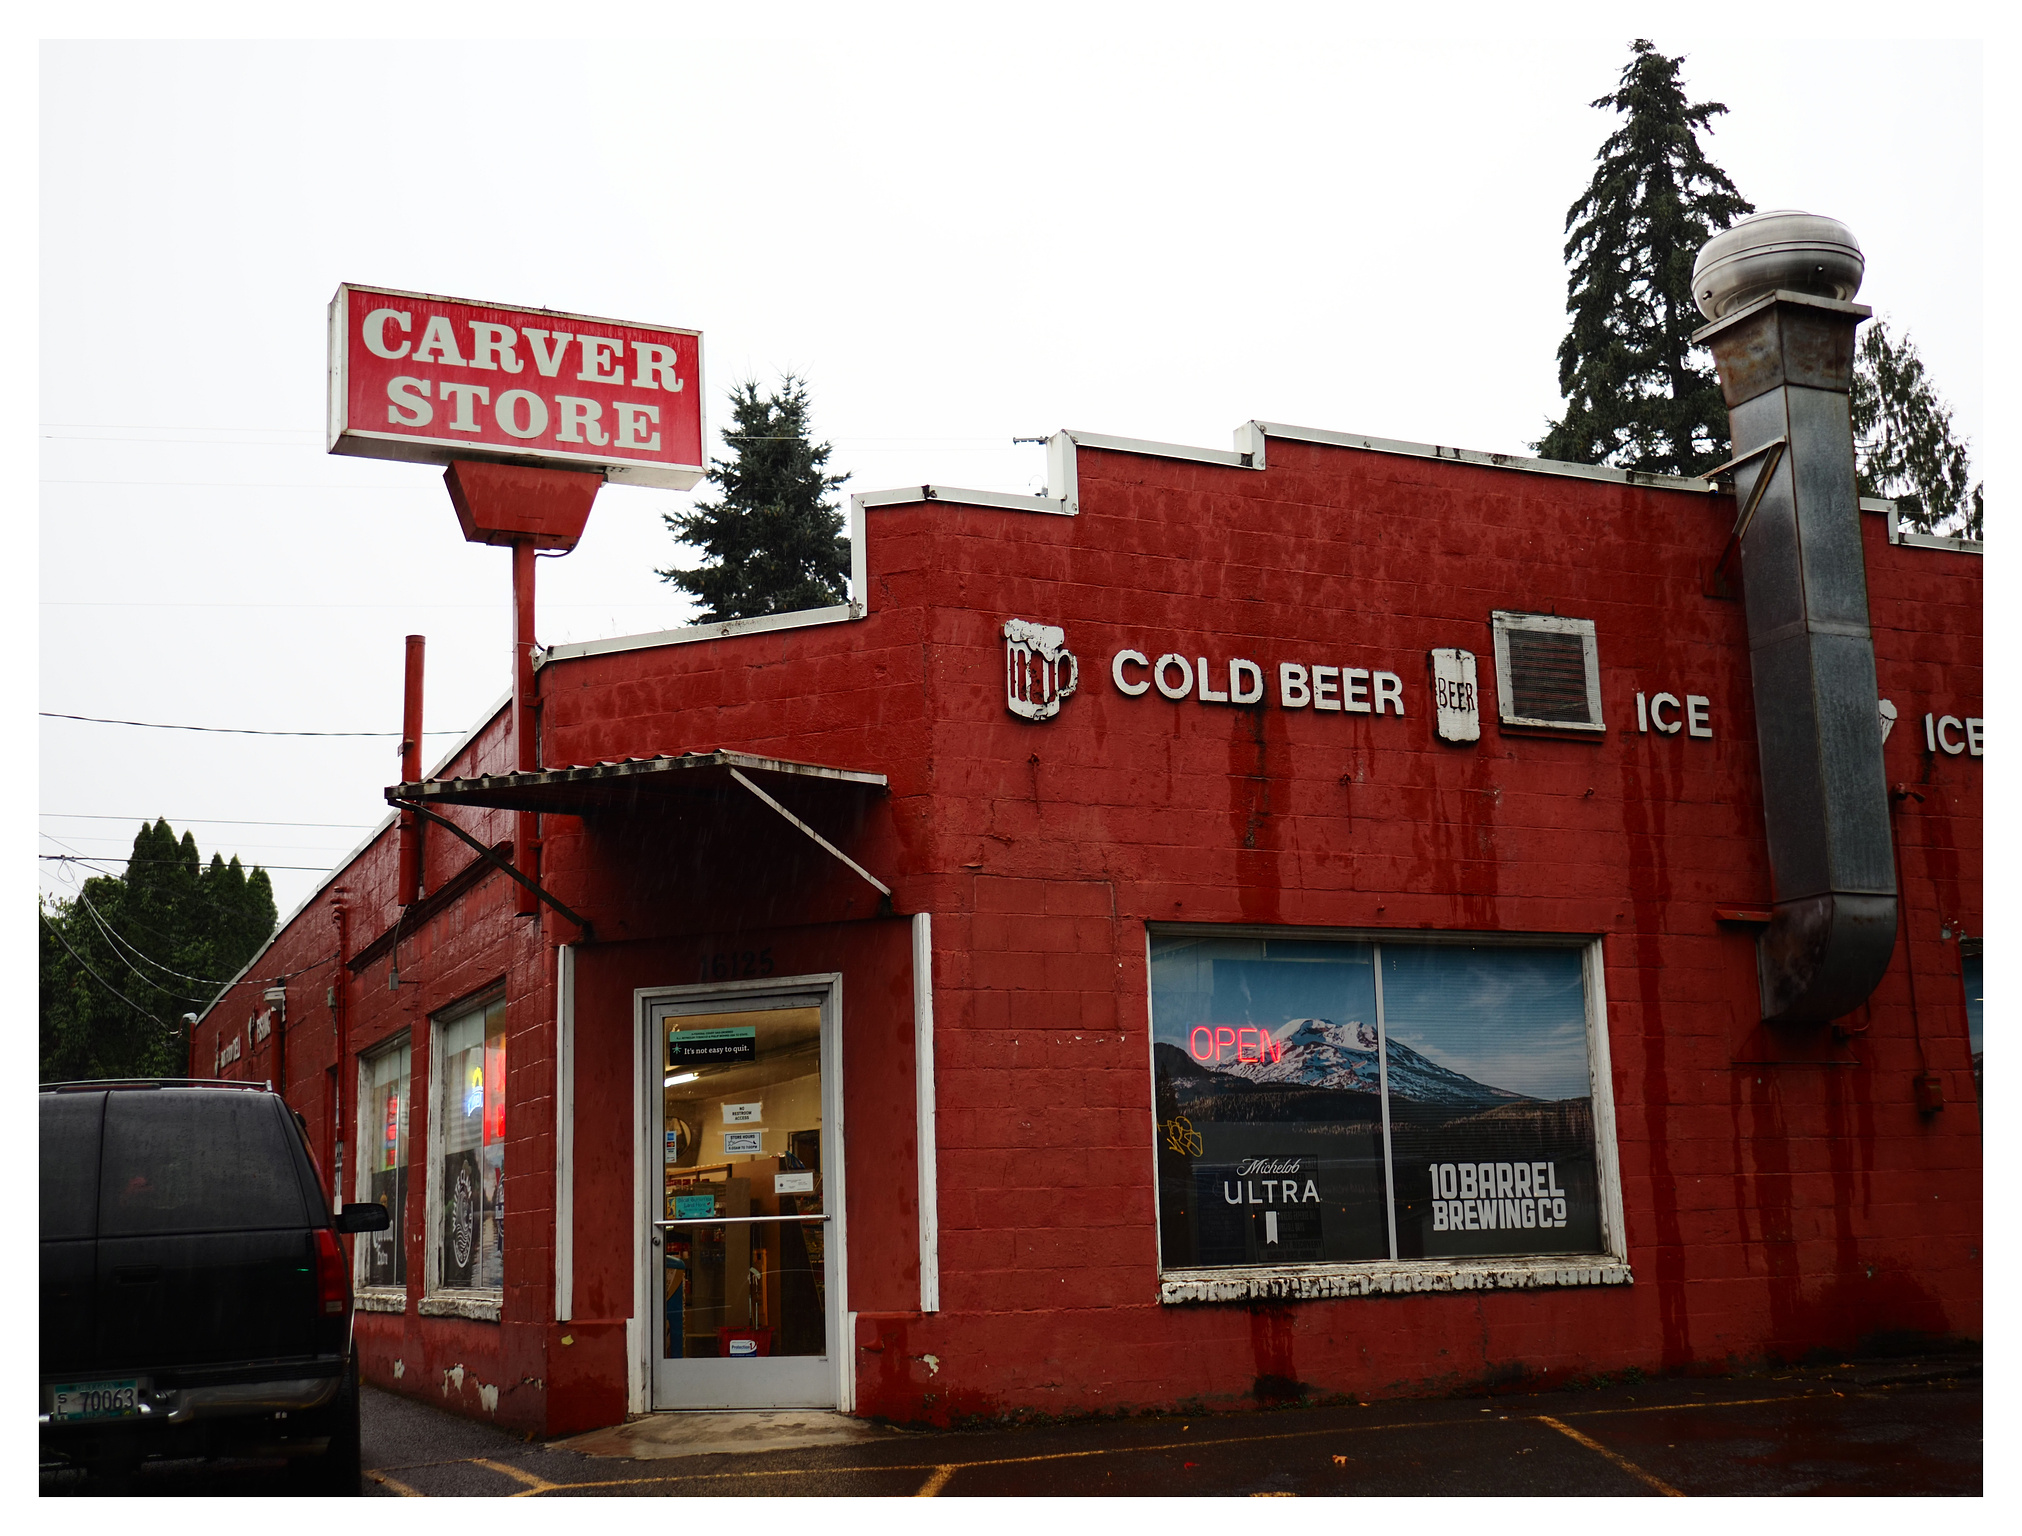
[654,1215,831,1227]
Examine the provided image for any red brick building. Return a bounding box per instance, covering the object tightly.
[194,421,1982,1435]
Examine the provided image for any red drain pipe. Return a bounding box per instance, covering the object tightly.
[398,635,426,907]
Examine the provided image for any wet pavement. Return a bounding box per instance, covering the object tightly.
[41,1358,1980,1497]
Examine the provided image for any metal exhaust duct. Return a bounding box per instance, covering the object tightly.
[1692,212,1897,1026]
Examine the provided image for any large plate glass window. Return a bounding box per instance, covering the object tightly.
[1490,611,1604,732]
[1151,932,1605,1271]
[356,1036,411,1289]
[433,997,506,1293]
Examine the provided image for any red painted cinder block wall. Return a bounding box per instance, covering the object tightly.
[836,437,1978,1423]
[196,428,1978,1432]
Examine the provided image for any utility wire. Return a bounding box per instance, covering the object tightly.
[41,712,463,738]
[42,813,376,830]
[68,901,214,1008]
[39,909,174,1032]
[41,854,337,873]
[75,888,236,991]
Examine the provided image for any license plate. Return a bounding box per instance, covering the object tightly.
[49,1380,141,1422]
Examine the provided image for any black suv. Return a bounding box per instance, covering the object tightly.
[40,1080,390,1493]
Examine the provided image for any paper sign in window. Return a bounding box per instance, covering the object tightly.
[723,1130,764,1155]
[722,1102,763,1124]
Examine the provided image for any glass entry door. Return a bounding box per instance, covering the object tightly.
[647,992,836,1409]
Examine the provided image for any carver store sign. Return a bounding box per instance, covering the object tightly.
[328,284,704,488]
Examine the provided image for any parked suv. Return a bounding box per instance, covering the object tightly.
[39,1079,390,1492]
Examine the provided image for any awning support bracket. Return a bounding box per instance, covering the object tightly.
[1704,437,1788,598]
[393,799,595,941]
[728,766,893,905]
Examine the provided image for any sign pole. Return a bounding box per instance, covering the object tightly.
[512,537,540,917]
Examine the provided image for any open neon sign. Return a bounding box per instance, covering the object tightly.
[1189,1026,1285,1066]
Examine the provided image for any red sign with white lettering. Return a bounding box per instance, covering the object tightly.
[327,284,705,489]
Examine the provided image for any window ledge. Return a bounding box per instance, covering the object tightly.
[1159,1255,1632,1305]
[355,1289,408,1314]
[418,1292,503,1322]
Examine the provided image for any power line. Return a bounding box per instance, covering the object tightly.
[42,813,377,829]
[41,854,336,873]
[72,891,221,1003]
[41,712,463,738]
[39,909,174,1032]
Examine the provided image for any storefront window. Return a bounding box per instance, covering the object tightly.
[357,1037,410,1288]
[1151,931,1605,1271]
[433,998,507,1292]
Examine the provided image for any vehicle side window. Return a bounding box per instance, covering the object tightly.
[40,1091,104,1241]
[99,1092,311,1235]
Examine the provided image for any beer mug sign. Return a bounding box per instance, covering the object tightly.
[1003,619,1079,722]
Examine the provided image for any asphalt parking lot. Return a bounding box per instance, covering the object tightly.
[41,1357,1980,1497]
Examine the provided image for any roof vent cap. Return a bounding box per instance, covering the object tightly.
[1693,210,1864,320]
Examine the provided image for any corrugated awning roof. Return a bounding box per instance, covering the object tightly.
[387,749,887,817]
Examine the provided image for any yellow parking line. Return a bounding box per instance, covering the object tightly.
[1559,1393,1795,1418]
[1535,1416,1684,1497]
[473,1457,562,1496]
[368,1471,424,1497]
[916,1464,958,1496]
[381,1387,1852,1496]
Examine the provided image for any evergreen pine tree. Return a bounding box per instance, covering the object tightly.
[1851,319,1982,541]
[659,376,851,622]
[39,819,277,1081]
[1537,40,1754,476]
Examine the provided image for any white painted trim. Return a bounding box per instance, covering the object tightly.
[1256,422,1719,494]
[1146,922,1626,1296]
[421,994,506,1318]
[1490,611,1607,734]
[538,603,860,668]
[848,494,869,610]
[555,943,576,1323]
[1161,1258,1634,1304]
[418,1294,502,1321]
[839,1312,857,1415]
[854,485,1071,516]
[633,973,849,1413]
[1048,430,1079,514]
[335,280,706,346]
[912,914,940,1314]
[728,767,891,897]
[1584,937,1628,1264]
[326,286,348,452]
[1232,421,1267,470]
[1060,427,1251,471]
[351,1033,412,1294]
[1886,500,1983,554]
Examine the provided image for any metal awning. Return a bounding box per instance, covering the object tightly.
[387,749,887,817]
[386,750,895,915]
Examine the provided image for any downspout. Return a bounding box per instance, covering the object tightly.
[1692,212,1897,1025]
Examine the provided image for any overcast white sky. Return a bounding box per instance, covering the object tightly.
[31,9,1991,924]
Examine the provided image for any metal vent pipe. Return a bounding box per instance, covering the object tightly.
[1692,212,1897,1025]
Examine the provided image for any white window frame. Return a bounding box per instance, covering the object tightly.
[629,972,850,1416]
[353,1032,412,1311]
[1490,611,1605,733]
[1146,923,1629,1305]
[420,992,506,1322]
